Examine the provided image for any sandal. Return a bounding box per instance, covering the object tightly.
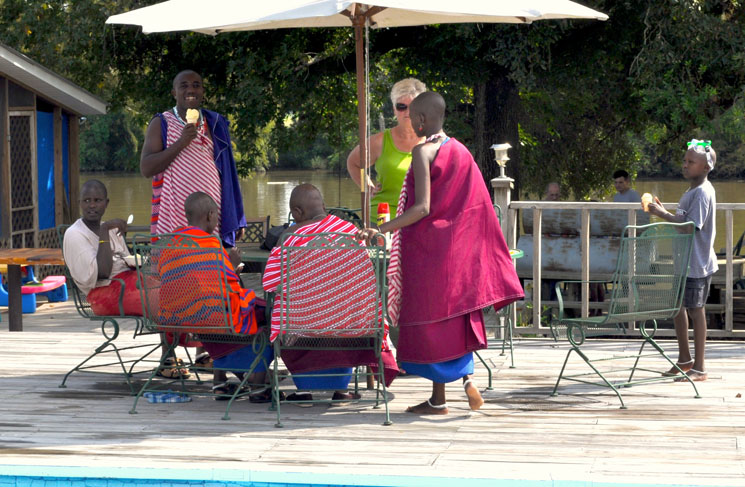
[212,381,246,401]
[286,391,314,407]
[190,352,213,372]
[332,391,361,401]
[249,389,285,404]
[156,357,191,379]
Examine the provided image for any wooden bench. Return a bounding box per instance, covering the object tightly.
[550,222,700,408]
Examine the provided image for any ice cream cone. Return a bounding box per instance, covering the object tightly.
[186,108,199,125]
[641,193,653,212]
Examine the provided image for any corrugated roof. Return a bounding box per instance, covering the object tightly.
[0,42,106,116]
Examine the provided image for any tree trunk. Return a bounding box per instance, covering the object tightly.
[472,73,522,200]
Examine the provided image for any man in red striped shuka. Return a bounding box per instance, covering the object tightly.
[141,69,247,371]
[262,184,398,403]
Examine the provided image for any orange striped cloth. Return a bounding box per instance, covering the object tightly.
[157,227,259,335]
[262,215,387,344]
[152,111,221,235]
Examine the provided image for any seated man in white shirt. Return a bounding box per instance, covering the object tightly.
[63,179,190,378]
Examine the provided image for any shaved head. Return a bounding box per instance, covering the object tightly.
[410,92,445,123]
[184,191,218,225]
[289,183,326,225]
[81,179,107,198]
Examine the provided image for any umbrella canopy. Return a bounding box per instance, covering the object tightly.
[107,0,608,34]
[107,0,608,222]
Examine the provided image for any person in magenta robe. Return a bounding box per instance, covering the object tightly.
[359,91,524,415]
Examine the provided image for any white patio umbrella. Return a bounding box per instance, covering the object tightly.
[107,0,608,223]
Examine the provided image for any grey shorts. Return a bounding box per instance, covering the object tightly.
[683,275,712,309]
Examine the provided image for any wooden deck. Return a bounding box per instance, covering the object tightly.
[2,300,745,487]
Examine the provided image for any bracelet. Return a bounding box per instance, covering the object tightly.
[99,240,109,244]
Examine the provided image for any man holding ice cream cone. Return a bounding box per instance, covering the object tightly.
[140,69,246,248]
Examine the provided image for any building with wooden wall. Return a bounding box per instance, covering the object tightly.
[0,42,106,251]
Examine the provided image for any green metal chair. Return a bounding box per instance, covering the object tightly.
[56,224,161,394]
[130,232,271,420]
[270,231,391,427]
[550,222,698,408]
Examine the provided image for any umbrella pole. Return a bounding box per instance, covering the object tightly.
[353,14,369,226]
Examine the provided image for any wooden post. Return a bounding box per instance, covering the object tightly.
[581,209,590,318]
[68,116,80,221]
[0,78,8,241]
[726,209,733,332]
[353,13,369,225]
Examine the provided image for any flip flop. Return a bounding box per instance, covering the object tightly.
[156,357,191,379]
[286,392,314,407]
[211,381,246,401]
[332,391,361,401]
[190,352,213,372]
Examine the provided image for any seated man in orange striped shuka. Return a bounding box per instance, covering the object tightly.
[158,191,272,402]
[262,184,398,403]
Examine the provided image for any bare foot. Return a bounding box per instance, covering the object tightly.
[662,360,693,377]
[406,400,449,415]
[675,369,708,382]
[463,379,484,411]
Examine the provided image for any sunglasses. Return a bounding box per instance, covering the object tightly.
[394,102,409,111]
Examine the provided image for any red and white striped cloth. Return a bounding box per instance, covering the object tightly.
[262,215,387,344]
[155,111,221,235]
[386,166,410,326]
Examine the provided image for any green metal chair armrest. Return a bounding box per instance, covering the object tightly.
[554,279,610,322]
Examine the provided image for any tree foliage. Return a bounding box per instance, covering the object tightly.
[1,0,745,198]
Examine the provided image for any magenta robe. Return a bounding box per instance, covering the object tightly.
[397,138,524,363]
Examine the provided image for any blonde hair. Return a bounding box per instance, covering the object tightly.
[390,78,427,107]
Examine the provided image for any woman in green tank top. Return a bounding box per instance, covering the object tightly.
[347,78,427,218]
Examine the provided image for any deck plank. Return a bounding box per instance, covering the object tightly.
[2,302,745,486]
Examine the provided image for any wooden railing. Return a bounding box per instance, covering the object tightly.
[503,200,745,338]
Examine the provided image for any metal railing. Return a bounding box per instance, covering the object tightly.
[506,201,745,338]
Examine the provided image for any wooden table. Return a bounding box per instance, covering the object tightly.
[0,248,65,332]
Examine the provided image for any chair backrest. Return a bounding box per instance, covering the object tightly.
[606,222,694,321]
[56,224,96,319]
[272,231,385,343]
[135,232,238,335]
[237,216,271,248]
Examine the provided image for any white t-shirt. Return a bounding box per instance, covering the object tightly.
[62,219,132,295]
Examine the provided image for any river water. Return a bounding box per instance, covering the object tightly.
[82,171,745,251]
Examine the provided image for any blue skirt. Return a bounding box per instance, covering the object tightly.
[292,367,354,390]
[213,344,273,373]
[400,353,474,383]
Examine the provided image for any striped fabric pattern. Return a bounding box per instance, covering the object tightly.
[156,228,259,335]
[385,165,411,326]
[153,111,222,235]
[262,215,358,292]
[262,216,385,343]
